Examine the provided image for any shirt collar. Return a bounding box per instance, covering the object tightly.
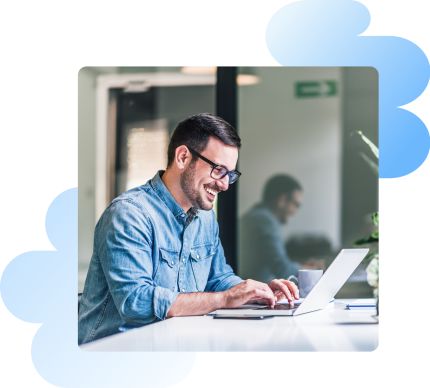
[150,170,199,223]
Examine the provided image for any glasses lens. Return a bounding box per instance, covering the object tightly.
[211,166,228,180]
[211,166,240,184]
[228,171,240,184]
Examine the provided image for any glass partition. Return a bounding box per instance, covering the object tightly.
[237,67,378,297]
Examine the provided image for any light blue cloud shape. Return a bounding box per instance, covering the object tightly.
[266,0,430,177]
[1,189,195,387]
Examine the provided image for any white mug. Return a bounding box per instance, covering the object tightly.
[288,269,323,298]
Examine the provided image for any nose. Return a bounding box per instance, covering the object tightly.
[218,175,230,191]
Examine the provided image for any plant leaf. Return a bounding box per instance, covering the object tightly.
[371,212,379,226]
[370,231,379,239]
[360,152,379,175]
[357,130,379,159]
[355,235,379,245]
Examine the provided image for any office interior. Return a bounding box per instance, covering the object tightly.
[78,66,378,297]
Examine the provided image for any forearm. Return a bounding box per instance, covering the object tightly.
[166,291,226,318]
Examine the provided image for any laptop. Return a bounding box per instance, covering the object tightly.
[210,248,369,317]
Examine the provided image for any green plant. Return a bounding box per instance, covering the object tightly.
[355,211,379,245]
[354,131,379,296]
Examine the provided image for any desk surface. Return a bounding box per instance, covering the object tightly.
[81,300,378,352]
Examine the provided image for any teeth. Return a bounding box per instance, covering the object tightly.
[205,187,217,196]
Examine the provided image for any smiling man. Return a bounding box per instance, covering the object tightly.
[78,113,298,344]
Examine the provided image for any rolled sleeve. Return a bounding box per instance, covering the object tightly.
[153,287,179,320]
[210,273,243,292]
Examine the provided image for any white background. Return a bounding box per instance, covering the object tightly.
[0,1,429,387]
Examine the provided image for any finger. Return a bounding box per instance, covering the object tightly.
[276,279,299,300]
[255,280,276,292]
[252,288,276,307]
[258,283,277,299]
[246,281,277,306]
[283,280,300,299]
[271,279,294,302]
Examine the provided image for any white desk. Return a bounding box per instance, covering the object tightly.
[81,300,378,351]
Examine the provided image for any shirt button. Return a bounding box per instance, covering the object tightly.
[196,254,200,259]
[181,288,186,292]
[182,258,186,263]
[171,261,174,266]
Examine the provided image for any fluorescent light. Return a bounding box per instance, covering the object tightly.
[181,67,216,75]
[237,74,259,86]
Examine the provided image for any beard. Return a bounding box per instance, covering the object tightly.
[180,161,213,211]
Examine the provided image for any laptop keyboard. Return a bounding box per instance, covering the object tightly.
[260,302,301,311]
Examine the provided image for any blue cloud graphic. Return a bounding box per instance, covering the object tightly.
[266,0,430,177]
[1,189,195,387]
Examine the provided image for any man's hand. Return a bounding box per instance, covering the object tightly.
[223,279,276,308]
[167,279,276,317]
[268,279,299,305]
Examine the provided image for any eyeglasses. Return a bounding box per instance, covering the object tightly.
[188,147,241,184]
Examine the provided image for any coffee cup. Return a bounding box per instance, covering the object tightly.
[288,269,323,298]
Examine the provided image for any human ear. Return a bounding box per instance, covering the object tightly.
[175,145,191,170]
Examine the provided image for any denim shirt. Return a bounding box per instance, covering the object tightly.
[78,171,242,344]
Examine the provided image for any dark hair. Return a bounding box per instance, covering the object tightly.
[285,234,332,264]
[262,174,302,205]
[167,113,241,166]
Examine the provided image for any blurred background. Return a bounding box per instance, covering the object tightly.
[79,66,378,297]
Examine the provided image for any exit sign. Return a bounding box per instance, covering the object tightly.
[295,80,337,98]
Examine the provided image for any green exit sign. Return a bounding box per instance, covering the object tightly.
[295,80,337,98]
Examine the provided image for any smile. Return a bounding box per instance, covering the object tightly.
[204,185,219,198]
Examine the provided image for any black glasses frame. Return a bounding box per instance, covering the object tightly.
[188,147,241,184]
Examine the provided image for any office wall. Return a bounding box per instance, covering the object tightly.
[80,67,135,285]
[78,67,103,284]
[238,67,343,260]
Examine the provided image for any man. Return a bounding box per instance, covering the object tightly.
[79,113,298,344]
[240,174,304,282]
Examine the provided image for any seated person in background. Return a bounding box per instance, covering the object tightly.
[285,234,332,270]
[78,113,298,344]
[240,174,303,282]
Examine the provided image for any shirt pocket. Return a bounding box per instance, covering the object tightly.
[154,248,179,289]
[190,243,215,291]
